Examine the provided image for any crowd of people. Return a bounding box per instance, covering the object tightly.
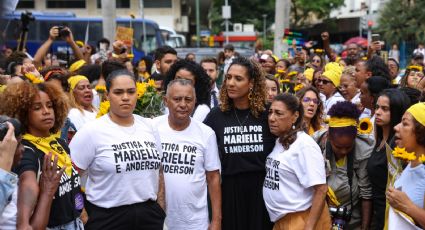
[0,25,424,230]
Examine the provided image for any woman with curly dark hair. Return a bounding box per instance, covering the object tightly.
[0,81,83,230]
[204,56,275,230]
[296,86,324,136]
[164,59,211,121]
[313,101,374,230]
[264,93,330,229]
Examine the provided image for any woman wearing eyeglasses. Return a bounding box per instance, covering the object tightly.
[310,54,324,70]
[317,62,345,115]
[67,75,97,131]
[296,86,324,136]
[400,65,424,89]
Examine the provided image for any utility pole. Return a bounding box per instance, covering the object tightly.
[223,0,231,44]
[196,0,200,47]
[274,0,289,57]
[367,0,372,44]
[139,0,147,52]
[101,0,116,45]
[262,14,267,43]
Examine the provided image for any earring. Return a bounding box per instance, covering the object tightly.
[248,88,253,100]
[292,124,295,130]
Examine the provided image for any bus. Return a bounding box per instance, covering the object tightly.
[1,11,165,61]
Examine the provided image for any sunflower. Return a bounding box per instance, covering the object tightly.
[147,79,156,88]
[25,73,44,84]
[136,82,147,99]
[392,147,417,161]
[294,83,304,92]
[95,84,106,93]
[279,79,290,84]
[418,154,425,163]
[96,100,110,118]
[357,118,373,134]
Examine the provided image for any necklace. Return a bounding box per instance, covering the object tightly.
[233,108,250,134]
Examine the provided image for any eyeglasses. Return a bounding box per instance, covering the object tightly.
[302,97,320,105]
[317,78,332,85]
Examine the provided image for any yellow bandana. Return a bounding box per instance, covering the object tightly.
[407,102,425,127]
[328,117,357,128]
[68,75,89,92]
[69,60,86,72]
[23,133,73,176]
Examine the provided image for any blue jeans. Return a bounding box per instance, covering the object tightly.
[47,218,84,230]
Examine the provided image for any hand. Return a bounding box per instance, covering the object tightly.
[209,220,221,230]
[39,153,65,197]
[386,187,414,213]
[305,41,313,48]
[49,26,59,40]
[21,63,41,79]
[0,122,17,172]
[62,27,75,44]
[321,32,329,41]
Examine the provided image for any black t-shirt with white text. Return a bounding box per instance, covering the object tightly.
[204,107,276,175]
[15,138,82,228]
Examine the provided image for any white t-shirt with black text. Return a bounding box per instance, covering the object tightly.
[154,115,221,230]
[263,132,326,222]
[70,114,162,208]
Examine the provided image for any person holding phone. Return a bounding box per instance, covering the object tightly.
[33,26,84,69]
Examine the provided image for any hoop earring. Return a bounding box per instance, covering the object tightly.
[248,88,253,100]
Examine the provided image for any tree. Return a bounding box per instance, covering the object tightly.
[378,0,425,44]
[208,0,344,33]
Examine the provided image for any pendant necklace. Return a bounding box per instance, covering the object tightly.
[234,108,250,135]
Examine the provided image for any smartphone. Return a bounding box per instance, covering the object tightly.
[372,34,380,42]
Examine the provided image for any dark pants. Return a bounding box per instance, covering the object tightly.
[222,172,273,230]
[84,200,165,230]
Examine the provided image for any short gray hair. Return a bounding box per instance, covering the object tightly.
[165,79,196,98]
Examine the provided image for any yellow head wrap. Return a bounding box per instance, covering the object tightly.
[328,117,357,128]
[75,40,84,48]
[271,55,279,63]
[69,60,86,73]
[304,68,314,82]
[407,102,425,127]
[322,62,343,87]
[68,75,89,92]
[407,65,423,72]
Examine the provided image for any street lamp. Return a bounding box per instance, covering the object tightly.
[262,14,267,44]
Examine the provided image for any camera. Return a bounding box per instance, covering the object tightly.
[20,11,35,29]
[0,117,22,141]
[57,26,70,38]
[329,206,352,230]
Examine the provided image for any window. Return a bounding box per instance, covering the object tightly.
[47,0,86,8]
[97,0,130,8]
[16,0,35,8]
[144,0,172,8]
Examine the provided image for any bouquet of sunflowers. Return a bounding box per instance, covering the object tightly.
[96,79,163,118]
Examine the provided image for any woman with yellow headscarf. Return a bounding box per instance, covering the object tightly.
[317,62,345,115]
[67,75,98,132]
[386,102,425,229]
[313,101,374,229]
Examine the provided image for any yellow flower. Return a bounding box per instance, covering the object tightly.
[95,85,106,93]
[136,82,147,98]
[25,73,44,84]
[294,83,304,92]
[419,154,425,163]
[96,100,110,118]
[279,79,290,84]
[287,71,298,78]
[392,147,417,161]
[357,118,373,134]
[147,79,156,88]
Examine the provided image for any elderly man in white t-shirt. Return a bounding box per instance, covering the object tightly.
[154,79,222,230]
